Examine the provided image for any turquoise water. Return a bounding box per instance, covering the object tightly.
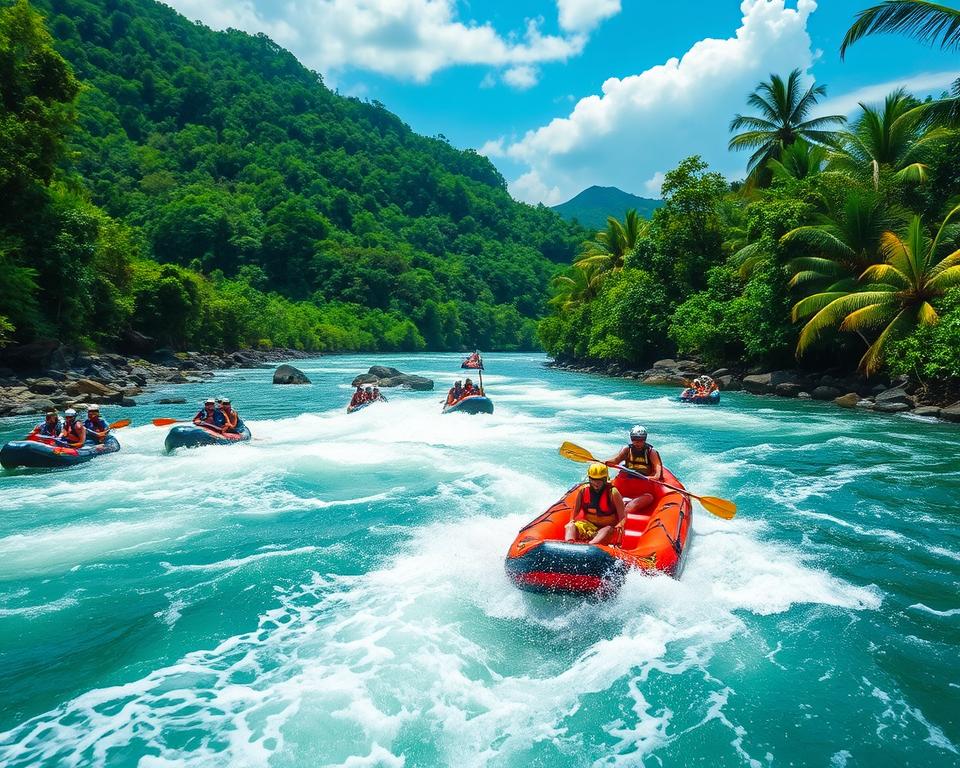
[0,353,957,767]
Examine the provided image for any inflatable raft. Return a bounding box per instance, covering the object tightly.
[679,389,720,405]
[0,435,121,469]
[442,395,494,415]
[347,401,372,414]
[164,424,251,452]
[504,467,692,595]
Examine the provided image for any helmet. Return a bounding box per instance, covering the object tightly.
[64,408,77,417]
[87,405,100,413]
[221,397,231,405]
[205,398,215,405]
[630,425,647,439]
[587,463,609,480]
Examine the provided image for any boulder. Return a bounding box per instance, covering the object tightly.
[798,392,811,399]
[811,386,843,401]
[652,359,678,370]
[120,398,137,407]
[273,364,311,385]
[157,397,187,405]
[774,383,804,398]
[833,393,860,408]
[941,402,960,423]
[378,374,434,391]
[717,375,742,391]
[150,348,181,367]
[873,402,911,414]
[27,378,60,395]
[642,373,688,387]
[856,399,875,409]
[873,387,913,407]
[368,365,403,379]
[912,406,942,418]
[351,373,380,386]
[65,378,119,398]
[711,368,731,378]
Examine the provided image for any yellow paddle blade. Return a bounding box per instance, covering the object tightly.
[697,495,737,520]
[558,441,597,464]
[109,419,131,429]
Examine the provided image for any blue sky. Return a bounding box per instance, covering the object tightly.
[164,0,957,204]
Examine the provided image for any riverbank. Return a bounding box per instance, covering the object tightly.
[547,358,960,423]
[0,343,312,418]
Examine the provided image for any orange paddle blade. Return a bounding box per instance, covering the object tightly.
[110,419,131,429]
[151,418,182,427]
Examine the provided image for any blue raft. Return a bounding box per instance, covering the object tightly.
[442,395,494,415]
[0,436,121,469]
[164,424,252,452]
[679,389,720,405]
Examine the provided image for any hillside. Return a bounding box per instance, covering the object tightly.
[552,186,663,230]
[0,0,585,353]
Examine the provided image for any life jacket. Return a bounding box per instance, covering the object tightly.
[624,443,655,475]
[577,483,618,527]
[62,419,84,444]
[36,420,62,437]
[221,409,239,432]
[195,408,224,427]
[84,417,107,432]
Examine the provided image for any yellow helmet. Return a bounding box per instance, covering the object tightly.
[587,463,609,480]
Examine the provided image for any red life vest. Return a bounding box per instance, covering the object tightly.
[577,483,618,526]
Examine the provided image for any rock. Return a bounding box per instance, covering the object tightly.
[774,383,804,398]
[65,378,120,398]
[941,403,960,423]
[711,368,730,378]
[150,348,181,366]
[652,359,678,370]
[351,374,379,386]
[873,387,913,406]
[811,386,843,401]
[368,365,403,379]
[833,393,860,408]
[121,386,142,397]
[717,375,742,391]
[912,406,942,418]
[377,374,434,391]
[856,399,875,409]
[0,340,61,371]
[742,374,772,394]
[166,373,188,384]
[27,378,59,395]
[120,398,137,407]
[798,392,811,399]
[873,402,911,413]
[642,374,688,387]
[157,397,187,405]
[273,364,311,385]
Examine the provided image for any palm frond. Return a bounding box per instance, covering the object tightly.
[838,299,896,332]
[796,290,895,354]
[841,1,960,59]
[858,307,916,374]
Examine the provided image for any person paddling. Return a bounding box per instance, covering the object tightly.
[220,397,241,433]
[606,425,662,508]
[565,463,626,545]
[193,398,225,431]
[30,410,62,441]
[59,408,86,448]
[84,405,110,444]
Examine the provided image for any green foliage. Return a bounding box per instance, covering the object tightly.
[587,269,669,363]
[887,287,960,380]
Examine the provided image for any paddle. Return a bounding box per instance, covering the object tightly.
[110,419,131,429]
[558,440,737,520]
[151,417,184,426]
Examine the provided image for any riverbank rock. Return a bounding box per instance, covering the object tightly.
[834,393,860,408]
[273,364,311,385]
[940,403,960,423]
[157,397,187,405]
[742,371,801,395]
[912,406,942,418]
[352,366,433,390]
[874,386,914,407]
[873,401,911,413]
[811,386,843,401]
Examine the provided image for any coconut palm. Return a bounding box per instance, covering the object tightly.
[767,139,829,182]
[729,69,846,184]
[548,262,601,311]
[574,209,648,278]
[830,89,952,189]
[783,190,900,293]
[793,204,960,372]
[841,2,960,126]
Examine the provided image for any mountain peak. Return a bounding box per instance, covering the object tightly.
[552,186,663,230]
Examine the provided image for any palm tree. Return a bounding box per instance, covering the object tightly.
[792,204,960,372]
[729,69,846,184]
[830,89,952,189]
[767,139,829,182]
[841,2,960,126]
[548,262,601,311]
[574,209,648,278]
[783,190,900,293]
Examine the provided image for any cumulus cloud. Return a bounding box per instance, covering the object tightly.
[501,0,820,203]
[503,65,539,90]
[162,0,620,83]
[557,0,621,32]
[816,71,960,116]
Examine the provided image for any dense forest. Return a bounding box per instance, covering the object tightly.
[0,0,583,354]
[541,4,960,385]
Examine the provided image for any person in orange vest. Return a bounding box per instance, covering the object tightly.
[564,463,626,545]
[59,408,86,448]
[84,405,110,444]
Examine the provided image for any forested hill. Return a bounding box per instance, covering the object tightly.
[552,186,663,229]
[0,0,584,354]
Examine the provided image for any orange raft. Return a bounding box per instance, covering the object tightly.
[504,467,692,594]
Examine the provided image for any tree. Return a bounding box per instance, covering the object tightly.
[793,205,960,372]
[729,69,845,185]
[574,210,648,280]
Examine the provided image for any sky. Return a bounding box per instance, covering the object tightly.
[161,0,958,205]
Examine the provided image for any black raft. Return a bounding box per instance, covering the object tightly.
[164,424,252,452]
[0,436,121,469]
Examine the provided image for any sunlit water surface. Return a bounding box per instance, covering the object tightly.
[0,353,957,767]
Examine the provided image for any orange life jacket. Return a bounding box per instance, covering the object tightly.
[577,483,618,527]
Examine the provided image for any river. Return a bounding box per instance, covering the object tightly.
[0,353,957,767]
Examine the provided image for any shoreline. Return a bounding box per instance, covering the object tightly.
[546,358,960,425]
[0,344,315,419]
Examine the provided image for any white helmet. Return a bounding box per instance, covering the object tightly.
[64,408,77,417]
[629,425,647,439]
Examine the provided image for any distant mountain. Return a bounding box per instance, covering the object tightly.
[552,186,663,230]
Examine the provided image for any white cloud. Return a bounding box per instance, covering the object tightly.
[161,0,619,83]
[816,71,960,117]
[477,137,506,158]
[503,65,539,90]
[501,0,820,204]
[557,0,621,32]
[643,171,665,197]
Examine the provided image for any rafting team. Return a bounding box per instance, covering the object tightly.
[445,377,482,405]
[565,424,661,546]
[349,385,387,408]
[192,397,244,433]
[29,406,111,448]
[688,376,718,397]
